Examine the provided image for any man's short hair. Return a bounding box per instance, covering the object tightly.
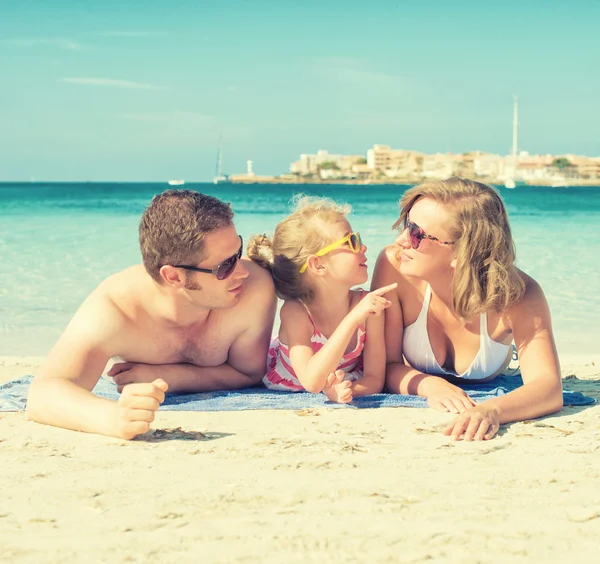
[139,190,234,282]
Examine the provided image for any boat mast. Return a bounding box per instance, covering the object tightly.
[512,96,519,172]
[215,135,223,178]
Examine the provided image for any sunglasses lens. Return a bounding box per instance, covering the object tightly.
[407,220,422,249]
[349,233,360,252]
[217,237,243,280]
[216,255,237,280]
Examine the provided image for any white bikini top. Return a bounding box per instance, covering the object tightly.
[403,284,511,380]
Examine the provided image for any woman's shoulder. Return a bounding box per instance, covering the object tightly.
[503,269,549,320]
[372,246,418,295]
[515,269,545,302]
[374,245,400,271]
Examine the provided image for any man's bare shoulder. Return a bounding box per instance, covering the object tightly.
[238,258,276,307]
[35,266,148,383]
[69,265,146,336]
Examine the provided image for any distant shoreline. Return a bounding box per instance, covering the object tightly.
[1,179,600,187]
[226,176,600,187]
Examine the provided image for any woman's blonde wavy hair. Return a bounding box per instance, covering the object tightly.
[396,176,525,320]
[247,195,351,301]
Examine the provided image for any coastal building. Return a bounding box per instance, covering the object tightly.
[567,155,600,180]
[421,153,461,179]
[515,152,555,182]
[473,153,506,179]
[271,145,600,186]
[366,145,423,178]
[290,150,365,179]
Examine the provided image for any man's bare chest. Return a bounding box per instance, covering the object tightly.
[119,321,235,367]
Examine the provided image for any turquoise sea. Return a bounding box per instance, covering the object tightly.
[1,182,599,357]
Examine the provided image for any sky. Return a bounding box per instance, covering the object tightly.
[1,0,599,181]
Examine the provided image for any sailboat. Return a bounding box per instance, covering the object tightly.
[213,135,230,185]
[504,96,519,189]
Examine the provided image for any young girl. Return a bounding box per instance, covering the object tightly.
[248,196,396,404]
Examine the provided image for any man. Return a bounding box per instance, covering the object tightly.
[27,190,277,439]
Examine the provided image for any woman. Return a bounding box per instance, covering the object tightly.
[372,177,562,441]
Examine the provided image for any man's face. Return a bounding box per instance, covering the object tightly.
[183,225,249,308]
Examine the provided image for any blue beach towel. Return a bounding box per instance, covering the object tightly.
[0,374,595,412]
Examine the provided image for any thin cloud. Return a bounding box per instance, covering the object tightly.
[2,37,81,50]
[60,78,167,90]
[121,111,212,123]
[99,31,168,38]
[304,56,409,86]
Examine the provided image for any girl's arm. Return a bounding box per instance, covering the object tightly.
[281,300,360,393]
[444,275,563,441]
[284,287,395,394]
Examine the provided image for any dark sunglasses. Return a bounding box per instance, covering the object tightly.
[402,217,455,250]
[173,235,243,280]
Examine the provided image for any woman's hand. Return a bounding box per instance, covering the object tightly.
[443,404,501,441]
[423,378,477,414]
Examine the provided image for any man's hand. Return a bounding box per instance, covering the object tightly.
[113,379,168,440]
[443,404,501,441]
[108,362,160,393]
[323,369,353,404]
[424,378,477,414]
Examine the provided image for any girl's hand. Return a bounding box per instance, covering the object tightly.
[351,283,398,325]
[323,369,353,404]
[443,404,501,441]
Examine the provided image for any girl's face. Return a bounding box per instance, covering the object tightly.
[319,219,368,286]
[393,197,456,280]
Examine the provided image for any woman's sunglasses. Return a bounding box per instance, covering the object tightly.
[401,217,455,250]
[299,232,362,274]
[172,235,243,280]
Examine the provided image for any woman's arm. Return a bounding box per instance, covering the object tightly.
[444,276,563,441]
[372,248,477,412]
[371,248,475,411]
[350,312,385,397]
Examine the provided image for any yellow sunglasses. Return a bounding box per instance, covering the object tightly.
[299,232,362,274]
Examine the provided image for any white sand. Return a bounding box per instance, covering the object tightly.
[1,355,599,563]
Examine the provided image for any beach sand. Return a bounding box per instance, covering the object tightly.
[1,355,599,563]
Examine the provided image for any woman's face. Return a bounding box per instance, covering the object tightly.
[393,197,456,279]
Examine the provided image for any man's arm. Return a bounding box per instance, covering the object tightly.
[27,294,167,439]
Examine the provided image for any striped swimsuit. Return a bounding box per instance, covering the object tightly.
[263,298,366,392]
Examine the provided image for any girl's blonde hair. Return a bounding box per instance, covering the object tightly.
[248,195,351,301]
[396,176,525,320]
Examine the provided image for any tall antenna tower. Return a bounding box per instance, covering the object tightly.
[512,96,519,168]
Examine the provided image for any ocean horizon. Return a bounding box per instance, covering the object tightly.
[1,181,599,357]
